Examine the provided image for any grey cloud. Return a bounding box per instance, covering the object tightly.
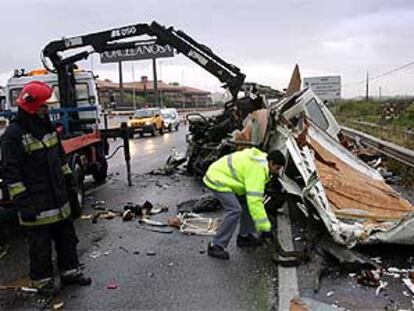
[1,0,414,96]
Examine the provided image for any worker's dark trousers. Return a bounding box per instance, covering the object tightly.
[26,218,80,281]
[211,191,255,248]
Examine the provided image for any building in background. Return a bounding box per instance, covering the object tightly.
[97,76,212,110]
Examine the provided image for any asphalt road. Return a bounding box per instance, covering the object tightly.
[0,126,278,310]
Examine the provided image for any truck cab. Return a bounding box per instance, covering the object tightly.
[6,69,101,124]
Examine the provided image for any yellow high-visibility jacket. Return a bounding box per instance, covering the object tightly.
[203,147,271,232]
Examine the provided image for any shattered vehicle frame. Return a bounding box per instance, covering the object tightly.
[185,87,414,247]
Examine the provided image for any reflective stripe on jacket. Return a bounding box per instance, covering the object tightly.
[18,203,71,227]
[203,147,271,232]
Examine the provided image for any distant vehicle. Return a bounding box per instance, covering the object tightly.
[129,108,165,137]
[161,108,180,132]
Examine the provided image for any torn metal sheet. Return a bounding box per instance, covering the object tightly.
[279,121,414,247]
[259,89,414,247]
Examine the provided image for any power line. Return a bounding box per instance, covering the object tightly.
[342,59,414,88]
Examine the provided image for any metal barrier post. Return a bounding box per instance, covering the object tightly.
[121,122,132,186]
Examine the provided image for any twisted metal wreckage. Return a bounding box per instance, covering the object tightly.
[184,80,414,249]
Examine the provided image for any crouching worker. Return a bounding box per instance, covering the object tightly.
[203,147,286,260]
[1,81,91,296]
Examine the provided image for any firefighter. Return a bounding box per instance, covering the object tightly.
[203,147,286,260]
[1,81,91,296]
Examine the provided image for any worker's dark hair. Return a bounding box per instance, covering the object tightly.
[267,150,286,166]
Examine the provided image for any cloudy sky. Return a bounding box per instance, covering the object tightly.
[1,0,413,98]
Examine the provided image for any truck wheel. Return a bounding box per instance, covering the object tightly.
[168,124,172,132]
[69,162,84,218]
[159,126,164,135]
[139,132,144,138]
[93,156,108,183]
[175,124,179,131]
[151,126,156,137]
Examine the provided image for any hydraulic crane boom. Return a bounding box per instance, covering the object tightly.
[42,21,246,111]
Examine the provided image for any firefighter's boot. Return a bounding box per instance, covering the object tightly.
[32,278,59,297]
[61,269,92,286]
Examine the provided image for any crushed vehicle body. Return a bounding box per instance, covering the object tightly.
[185,88,414,247]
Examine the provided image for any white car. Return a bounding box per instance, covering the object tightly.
[161,108,180,132]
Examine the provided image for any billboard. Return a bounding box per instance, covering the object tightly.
[100,42,174,63]
[303,75,341,101]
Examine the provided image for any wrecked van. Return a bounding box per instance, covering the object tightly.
[185,88,414,247]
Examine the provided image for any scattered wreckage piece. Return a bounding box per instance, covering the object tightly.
[138,219,168,227]
[402,278,414,295]
[177,195,222,213]
[178,213,222,236]
[315,235,380,271]
[124,201,167,217]
[290,296,343,311]
[149,148,187,176]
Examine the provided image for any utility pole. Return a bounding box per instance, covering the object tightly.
[118,61,124,106]
[365,71,369,102]
[378,86,382,101]
[131,64,136,110]
[152,58,158,107]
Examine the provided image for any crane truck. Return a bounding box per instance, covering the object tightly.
[0,21,250,220]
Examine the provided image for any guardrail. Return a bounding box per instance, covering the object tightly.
[339,120,414,150]
[342,126,414,168]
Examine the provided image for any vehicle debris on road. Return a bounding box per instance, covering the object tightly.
[52,301,64,310]
[184,69,414,248]
[89,250,111,259]
[149,147,187,176]
[290,296,343,311]
[177,195,222,213]
[106,283,118,290]
[178,212,222,236]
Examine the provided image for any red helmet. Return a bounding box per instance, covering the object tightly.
[16,81,53,114]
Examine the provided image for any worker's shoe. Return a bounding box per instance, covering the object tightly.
[61,269,92,286]
[236,234,263,248]
[32,278,59,297]
[207,242,229,260]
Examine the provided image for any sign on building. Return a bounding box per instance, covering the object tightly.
[100,42,174,63]
[303,75,341,101]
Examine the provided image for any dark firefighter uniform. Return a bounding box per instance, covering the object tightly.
[1,81,90,295]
